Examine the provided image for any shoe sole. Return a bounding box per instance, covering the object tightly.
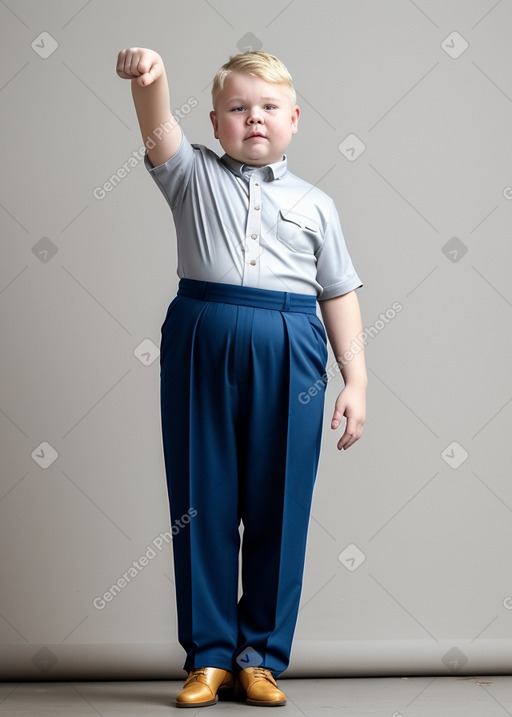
[176,695,218,707]
[238,686,287,706]
[246,697,287,706]
[175,682,235,708]
[235,681,287,706]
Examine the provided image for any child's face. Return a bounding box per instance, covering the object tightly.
[210,72,300,166]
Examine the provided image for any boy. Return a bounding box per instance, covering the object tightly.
[116,47,367,708]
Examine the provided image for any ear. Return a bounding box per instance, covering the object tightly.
[210,110,219,139]
[290,105,300,135]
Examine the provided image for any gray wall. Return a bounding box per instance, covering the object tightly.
[1,0,511,681]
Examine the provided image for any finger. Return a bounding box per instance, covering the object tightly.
[116,50,131,78]
[133,73,149,87]
[137,66,158,87]
[337,417,362,450]
[128,50,142,77]
[331,402,346,429]
[119,48,138,77]
[118,55,134,78]
[337,428,356,450]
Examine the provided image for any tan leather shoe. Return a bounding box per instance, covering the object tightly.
[238,666,287,706]
[176,667,234,708]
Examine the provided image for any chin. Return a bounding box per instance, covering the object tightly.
[246,151,268,161]
[247,157,269,167]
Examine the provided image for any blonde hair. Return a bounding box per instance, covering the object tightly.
[211,50,297,108]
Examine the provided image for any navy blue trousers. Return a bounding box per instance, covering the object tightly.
[159,278,328,677]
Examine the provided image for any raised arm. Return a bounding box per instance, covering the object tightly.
[116,47,182,168]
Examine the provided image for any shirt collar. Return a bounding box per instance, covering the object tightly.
[221,152,288,181]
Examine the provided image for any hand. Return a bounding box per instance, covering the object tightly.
[330,384,366,451]
[116,47,163,87]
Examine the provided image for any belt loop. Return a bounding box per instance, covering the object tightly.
[199,281,208,301]
[283,292,290,311]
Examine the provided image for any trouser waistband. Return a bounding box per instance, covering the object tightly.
[176,278,318,314]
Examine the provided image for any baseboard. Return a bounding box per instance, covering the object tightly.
[1,639,510,681]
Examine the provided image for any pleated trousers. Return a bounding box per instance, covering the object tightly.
[159,278,328,677]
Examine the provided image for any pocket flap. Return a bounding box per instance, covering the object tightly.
[279,210,319,233]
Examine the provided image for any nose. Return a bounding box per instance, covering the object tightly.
[247,107,263,124]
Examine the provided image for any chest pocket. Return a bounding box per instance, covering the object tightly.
[276,210,322,254]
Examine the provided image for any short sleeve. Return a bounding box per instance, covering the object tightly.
[316,200,363,301]
[143,132,195,211]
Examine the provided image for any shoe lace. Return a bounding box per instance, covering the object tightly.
[252,666,273,682]
[187,668,208,683]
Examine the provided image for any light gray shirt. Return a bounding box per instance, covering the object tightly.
[144,132,362,301]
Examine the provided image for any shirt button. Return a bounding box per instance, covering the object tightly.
[254,206,260,211]
[250,259,257,266]
[251,234,258,240]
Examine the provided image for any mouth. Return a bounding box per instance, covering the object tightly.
[246,132,267,140]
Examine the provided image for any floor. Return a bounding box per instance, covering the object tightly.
[1,676,511,715]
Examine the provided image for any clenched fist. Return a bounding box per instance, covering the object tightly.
[116,47,163,87]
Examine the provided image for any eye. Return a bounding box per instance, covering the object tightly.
[264,105,276,110]
[230,106,245,112]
